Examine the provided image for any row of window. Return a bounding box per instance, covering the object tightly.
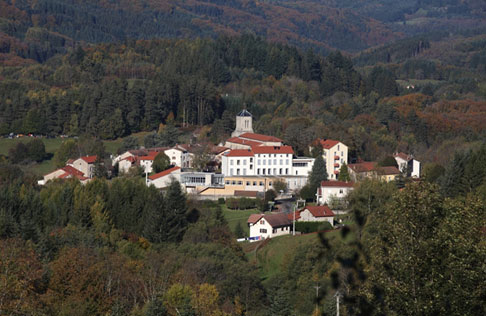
[225,180,273,187]
[230,159,290,166]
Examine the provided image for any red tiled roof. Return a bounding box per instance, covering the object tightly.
[139,151,159,161]
[62,165,84,176]
[288,210,302,221]
[302,205,335,217]
[248,214,264,224]
[394,152,411,161]
[122,156,137,163]
[320,181,354,188]
[66,159,75,164]
[226,137,262,147]
[239,133,282,143]
[317,139,340,149]
[252,146,294,155]
[80,155,97,164]
[148,166,181,180]
[225,149,254,157]
[375,166,401,175]
[348,162,376,173]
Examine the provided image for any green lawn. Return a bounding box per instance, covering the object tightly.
[0,137,64,156]
[221,205,261,236]
[253,233,320,282]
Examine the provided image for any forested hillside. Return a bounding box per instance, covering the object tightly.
[1,0,485,65]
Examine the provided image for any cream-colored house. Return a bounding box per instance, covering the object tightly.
[69,155,97,178]
[295,206,335,225]
[348,162,401,182]
[148,166,182,189]
[40,165,90,185]
[312,139,348,180]
[394,152,421,178]
[247,213,291,240]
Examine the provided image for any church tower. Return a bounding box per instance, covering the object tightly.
[231,109,254,137]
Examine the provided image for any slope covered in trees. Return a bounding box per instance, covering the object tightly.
[1,0,485,65]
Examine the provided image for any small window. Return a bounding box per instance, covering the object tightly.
[225,180,230,185]
[260,220,264,224]
[259,181,264,186]
[250,158,253,163]
[339,189,343,194]
[260,228,267,233]
[238,181,243,185]
[253,181,257,186]
[232,181,236,185]
[230,160,234,165]
[246,181,250,186]
[237,160,240,165]
[269,181,272,186]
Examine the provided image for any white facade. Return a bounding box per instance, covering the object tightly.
[221,150,295,177]
[148,167,182,189]
[248,216,291,239]
[298,209,334,225]
[139,158,154,173]
[164,148,192,168]
[322,142,348,180]
[118,158,135,173]
[316,182,354,205]
[292,157,314,176]
[394,153,421,178]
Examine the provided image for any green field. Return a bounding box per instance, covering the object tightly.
[221,205,261,236]
[244,228,349,283]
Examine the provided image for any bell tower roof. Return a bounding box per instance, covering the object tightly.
[237,109,252,117]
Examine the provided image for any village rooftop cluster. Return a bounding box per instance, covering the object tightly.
[40,110,421,240]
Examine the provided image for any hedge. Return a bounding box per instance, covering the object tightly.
[295,221,333,234]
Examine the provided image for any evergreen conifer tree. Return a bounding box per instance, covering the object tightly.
[338,163,351,182]
[308,155,328,194]
[164,180,188,242]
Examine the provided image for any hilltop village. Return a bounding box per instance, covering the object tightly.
[39,110,421,240]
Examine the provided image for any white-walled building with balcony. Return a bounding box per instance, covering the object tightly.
[312,139,348,180]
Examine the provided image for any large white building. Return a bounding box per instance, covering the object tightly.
[313,139,348,180]
[221,146,295,177]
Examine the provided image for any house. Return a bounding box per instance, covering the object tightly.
[40,165,90,185]
[247,213,292,240]
[138,151,159,173]
[296,205,335,225]
[148,166,182,189]
[165,145,192,168]
[312,139,348,180]
[348,162,401,182]
[118,156,138,173]
[316,181,354,205]
[69,155,97,178]
[394,152,421,178]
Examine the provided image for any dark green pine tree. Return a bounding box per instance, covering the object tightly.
[164,180,188,242]
[308,155,328,193]
[338,163,351,182]
[142,186,167,243]
[440,151,468,197]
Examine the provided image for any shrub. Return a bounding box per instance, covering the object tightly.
[295,221,333,234]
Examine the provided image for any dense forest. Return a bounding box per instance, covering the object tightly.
[1,0,486,62]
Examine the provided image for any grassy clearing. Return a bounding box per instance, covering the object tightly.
[0,137,64,156]
[221,205,261,236]
[254,233,320,282]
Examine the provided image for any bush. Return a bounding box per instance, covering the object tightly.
[295,221,333,234]
[218,197,225,204]
[226,197,257,210]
